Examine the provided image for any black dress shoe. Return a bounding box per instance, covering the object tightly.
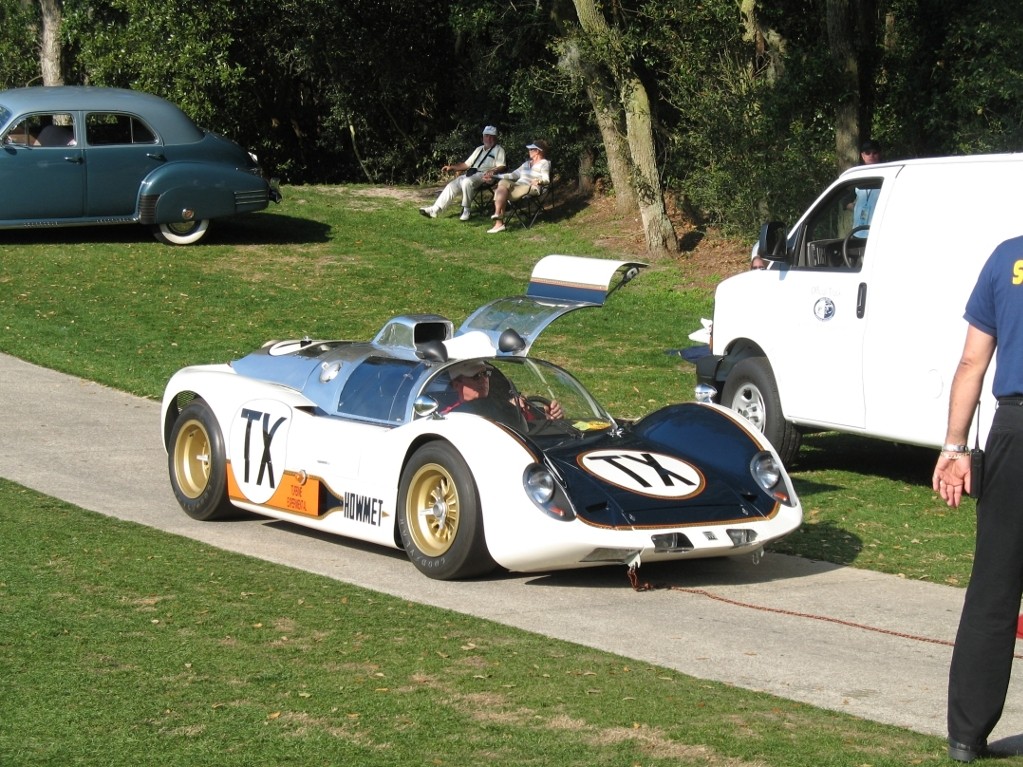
[948,738,990,762]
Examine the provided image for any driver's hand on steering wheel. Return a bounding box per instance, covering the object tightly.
[514,396,563,420]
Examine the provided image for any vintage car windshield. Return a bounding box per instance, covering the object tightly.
[336,357,420,423]
[422,357,617,438]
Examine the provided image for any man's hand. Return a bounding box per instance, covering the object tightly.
[932,453,971,508]
[514,396,563,420]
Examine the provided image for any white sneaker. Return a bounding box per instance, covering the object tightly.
[490,213,502,220]
[419,207,437,219]
[460,208,471,221]
[487,223,506,234]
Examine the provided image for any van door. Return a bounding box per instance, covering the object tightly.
[858,158,1023,446]
[768,167,901,430]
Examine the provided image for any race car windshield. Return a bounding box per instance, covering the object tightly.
[425,357,617,437]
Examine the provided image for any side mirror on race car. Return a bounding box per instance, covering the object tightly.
[416,340,449,363]
[498,328,526,353]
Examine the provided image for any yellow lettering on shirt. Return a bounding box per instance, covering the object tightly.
[1014,260,1023,285]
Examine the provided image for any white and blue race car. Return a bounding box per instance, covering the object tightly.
[161,255,802,580]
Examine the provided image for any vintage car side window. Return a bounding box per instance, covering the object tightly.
[796,178,882,270]
[85,112,157,145]
[4,113,76,147]
[336,357,419,423]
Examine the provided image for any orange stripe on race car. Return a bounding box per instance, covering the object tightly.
[227,465,321,517]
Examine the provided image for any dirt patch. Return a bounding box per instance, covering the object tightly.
[568,192,751,291]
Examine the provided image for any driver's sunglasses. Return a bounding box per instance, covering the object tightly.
[468,370,491,381]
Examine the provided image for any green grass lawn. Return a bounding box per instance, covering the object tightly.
[0,185,994,765]
[0,480,957,766]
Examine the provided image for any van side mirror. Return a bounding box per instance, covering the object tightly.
[757,221,788,262]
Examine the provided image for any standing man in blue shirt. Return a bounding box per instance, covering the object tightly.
[933,235,1023,762]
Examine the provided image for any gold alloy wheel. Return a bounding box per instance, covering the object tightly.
[405,462,460,557]
[172,417,213,499]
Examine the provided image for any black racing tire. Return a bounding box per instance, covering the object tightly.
[152,218,210,245]
[168,399,235,520]
[721,356,801,465]
[397,442,496,580]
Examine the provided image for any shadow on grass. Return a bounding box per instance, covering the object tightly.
[0,210,330,247]
[792,431,935,486]
[212,211,331,245]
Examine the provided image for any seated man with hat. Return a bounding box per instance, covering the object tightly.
[420,126,506,221]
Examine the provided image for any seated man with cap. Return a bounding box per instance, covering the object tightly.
[486,140,550,234]
[420,126,506,221]
[441,360,563,430]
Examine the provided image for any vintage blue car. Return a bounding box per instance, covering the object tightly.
[0,86,280,244]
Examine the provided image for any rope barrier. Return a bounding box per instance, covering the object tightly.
[625,565,1023,660]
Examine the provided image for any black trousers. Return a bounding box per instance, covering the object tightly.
[948,403,1023,745]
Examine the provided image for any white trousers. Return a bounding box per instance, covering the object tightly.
[432,174,485,212]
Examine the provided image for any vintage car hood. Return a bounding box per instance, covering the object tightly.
[543,404,780,529]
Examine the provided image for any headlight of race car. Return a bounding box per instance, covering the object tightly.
[750,451,795,506]
[523,464,576,521]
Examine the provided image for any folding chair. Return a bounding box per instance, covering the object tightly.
[470,179,496,217]
[507,178,554,228]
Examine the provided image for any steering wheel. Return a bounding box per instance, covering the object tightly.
[523,395,558,435]
[842,225,870,268]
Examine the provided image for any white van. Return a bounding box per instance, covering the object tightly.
[694,153,1023,464]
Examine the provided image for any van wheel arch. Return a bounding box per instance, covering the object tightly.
[721,355,801,465]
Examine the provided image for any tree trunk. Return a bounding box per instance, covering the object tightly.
[38,0,63,86]
[582,75,637,214]
[558,35,637,213]
[827,0,877,170]
[621,74,677,256]
[576,147,595,197]
[570,0,676,254]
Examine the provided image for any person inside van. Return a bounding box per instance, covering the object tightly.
[751,139,884,270]
[847,140,882,237]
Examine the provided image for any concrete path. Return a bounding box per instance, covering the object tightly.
[3,352,1022,745]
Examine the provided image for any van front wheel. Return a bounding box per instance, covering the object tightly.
[721,357,801,465]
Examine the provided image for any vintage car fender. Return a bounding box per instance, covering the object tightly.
[351,415,548,560]
[139,162,270,224]
[161,364,314,450]
[371,412,666,571]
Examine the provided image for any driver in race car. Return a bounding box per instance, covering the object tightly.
[442,360,563,423]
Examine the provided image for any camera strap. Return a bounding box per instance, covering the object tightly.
[473,147,494,168]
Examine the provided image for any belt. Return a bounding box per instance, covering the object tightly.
[997,396,1023,406]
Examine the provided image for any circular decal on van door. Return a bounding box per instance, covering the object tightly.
[814,297,836,321]
[578,450,704,499]
[228,399,292,504]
